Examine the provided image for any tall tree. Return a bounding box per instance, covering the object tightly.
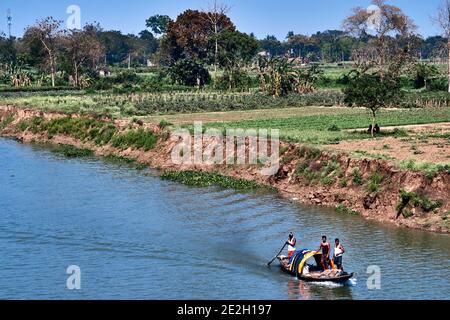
[25,17,63,87]
[343,0,416,137]
[203,0,231,74]
[162,9,235,63]
[146,15,172,36]
[0,33,17,64]
[343,0,417,75]
[434,0,450,92]
[63,28,104,87]
[258,35,284,57]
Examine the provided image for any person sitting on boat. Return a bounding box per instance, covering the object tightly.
[286,232,297,258]
[333,238,345,271]
[316,236,331,270]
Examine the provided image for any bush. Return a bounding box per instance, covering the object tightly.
[112,129,158,151]
[367,171,384,193]
[352,169,363,185]
[215,69,253,91]
[169,59,210,87]
[426,77,448,92]
[115,70,141,84]
[396,190,443,217]
[0,113,14,130]
[91,77,114,90]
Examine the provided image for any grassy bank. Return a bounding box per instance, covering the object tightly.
[15,116,159,152]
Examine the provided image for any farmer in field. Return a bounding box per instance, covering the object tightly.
[286,232,297,258]
[317,236,331,270]
[333,238,346,271]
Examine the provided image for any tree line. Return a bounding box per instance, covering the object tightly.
[0,0,449,90]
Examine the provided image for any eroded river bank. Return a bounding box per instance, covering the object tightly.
[0,139,449,300]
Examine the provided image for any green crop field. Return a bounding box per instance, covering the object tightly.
[191,107,450,144]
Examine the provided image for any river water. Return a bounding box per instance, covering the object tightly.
[0,138,449,300]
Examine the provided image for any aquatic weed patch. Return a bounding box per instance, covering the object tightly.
[50,144,94,158]
[103,154,148,170]
[336,204,359,216]
[161,171,266,190]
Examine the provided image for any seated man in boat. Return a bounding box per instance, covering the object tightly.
[286,232,297,259]
[333,238,345,271]
[316,236,331,270]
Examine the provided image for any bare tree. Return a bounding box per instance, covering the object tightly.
[203,0,231,74]
[433,0,450,92]
[343,0,417,76]
[343,0,417,137]
[26,17,63,87]
[63,29,104,87]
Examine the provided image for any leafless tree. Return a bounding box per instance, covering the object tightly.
[63,29,104,87]
[25,17,63,87]
[203,0,231,74]
[343,0,417,76]
[433,0,450,92]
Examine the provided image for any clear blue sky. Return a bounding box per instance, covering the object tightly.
[0,0,444,39]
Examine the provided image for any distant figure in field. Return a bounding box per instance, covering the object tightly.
[368,124,381,135]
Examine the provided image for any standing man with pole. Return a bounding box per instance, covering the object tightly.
[286,232,297,259]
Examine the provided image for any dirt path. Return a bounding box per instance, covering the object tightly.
[348,122,450,133]
[327,122,450,164]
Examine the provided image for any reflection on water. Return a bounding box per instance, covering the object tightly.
[0,139,449,300]
[286,278,354,300]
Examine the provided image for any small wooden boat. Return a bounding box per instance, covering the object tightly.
[278,250,354,284]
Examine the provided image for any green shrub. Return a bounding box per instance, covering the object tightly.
[367,171,384,193]
[339,177,348,187]
[352,168,363,185]
[306,147,322,160]
[426,77,448,92]
[215,69,253,91]
[321,176,335,186]
[158,119,173,129]
[0,113,14,130]
[295,161,309,175]
[169,59,210,87]
[112,129,157,151]
[396,190,443,217]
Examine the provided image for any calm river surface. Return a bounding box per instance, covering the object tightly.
[0,138,449,300]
